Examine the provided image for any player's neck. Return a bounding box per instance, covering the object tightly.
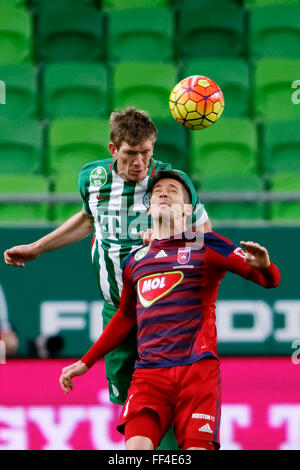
[152,217,187,240]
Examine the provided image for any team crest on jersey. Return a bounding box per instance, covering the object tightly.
[90,166,107,187]
[137,271,183,307]
[143,191,151,209]
[177,247,191,264]
[134,245,150,261]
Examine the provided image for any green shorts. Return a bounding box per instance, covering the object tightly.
[102,301,138,405]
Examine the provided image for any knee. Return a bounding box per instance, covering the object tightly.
[126,436,154,450]
[186,446,207,450]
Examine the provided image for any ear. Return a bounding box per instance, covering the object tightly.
[109,142,118,158]
[183,203,193,217]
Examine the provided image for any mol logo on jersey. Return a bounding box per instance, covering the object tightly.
[137,271,183,307]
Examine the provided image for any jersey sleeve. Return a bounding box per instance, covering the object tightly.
[207,233,281,289]
[81,264,137,368]
[192,196,208,227]
[153,159,173,171]
[77,165,93,217]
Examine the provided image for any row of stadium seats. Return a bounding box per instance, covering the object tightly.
[1,59,300,122]
[1,117,300,178]
[1,3,300,63]
[0,116,299,222]
[0,0,299,224]
[7,0,300,9]
[0,176,298,223]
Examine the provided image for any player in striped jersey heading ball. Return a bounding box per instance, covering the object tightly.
[60,170,281,451]
[4,107,211,450]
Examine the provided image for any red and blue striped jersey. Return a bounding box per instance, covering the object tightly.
[81,231,281,370]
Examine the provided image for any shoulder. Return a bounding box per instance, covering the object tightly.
[78,158,114,188]
[122,245,142,269]
[204,231,238,257]
[151,158,172,173]
[78,158,114,178]
[122,244,150,271]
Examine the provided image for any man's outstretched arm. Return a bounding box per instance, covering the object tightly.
[215,239,281,288]
[59,264,137,394]
[4,210,94,267]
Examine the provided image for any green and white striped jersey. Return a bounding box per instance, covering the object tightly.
[78,157,207,308]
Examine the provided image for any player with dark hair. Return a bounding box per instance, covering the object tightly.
[4,107,211,449]
[59,170,281,451]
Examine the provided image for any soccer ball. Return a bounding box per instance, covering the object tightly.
[169,75,224,130]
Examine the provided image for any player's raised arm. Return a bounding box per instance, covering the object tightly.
[4,210,94,267]
[213,236,281,288]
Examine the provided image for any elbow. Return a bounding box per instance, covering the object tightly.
[266,273,281,289]
[263,264,281,289]
[272,277,281,289]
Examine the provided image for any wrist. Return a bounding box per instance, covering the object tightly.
[78,360,89,371]
[32,240,43,256]
[80,356,91,369]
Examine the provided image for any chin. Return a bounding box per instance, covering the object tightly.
[128,173,145,182]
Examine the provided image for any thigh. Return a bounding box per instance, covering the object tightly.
[117,368,174,446]
[124,409,161,450]
[174,359,221,450]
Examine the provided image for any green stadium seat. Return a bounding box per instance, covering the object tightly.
[263,121,300,175]
[184,59,250,118]
[190,118,258,181]
[250,4,300,58]
[52,202,83,223]
[0,118,43,173]
[270,172,300,221]
[102,0,168,9]
[36,7,104,62]
[48,117,111,188]
[28,0,98,11]
[107,8,174,62]
[0,7,32,63]
[255,59,300,122]
[199,173,265,220]
[245,0,299,7]
[0,174,49,223]
[48,117,109,220]
[154,119,189,171]
[113,62,177,119]
[172,0,240,8]
[0,65,37,118]
[0,0,26,9]
[178,3,245,59]
[42,62,108,119]
[50,175,82,222]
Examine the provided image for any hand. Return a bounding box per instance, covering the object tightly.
[140,229,154,246]
[240,241,271,269]
[59,360,88,394]
[1,329,19,355]
[4,243,40,267]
